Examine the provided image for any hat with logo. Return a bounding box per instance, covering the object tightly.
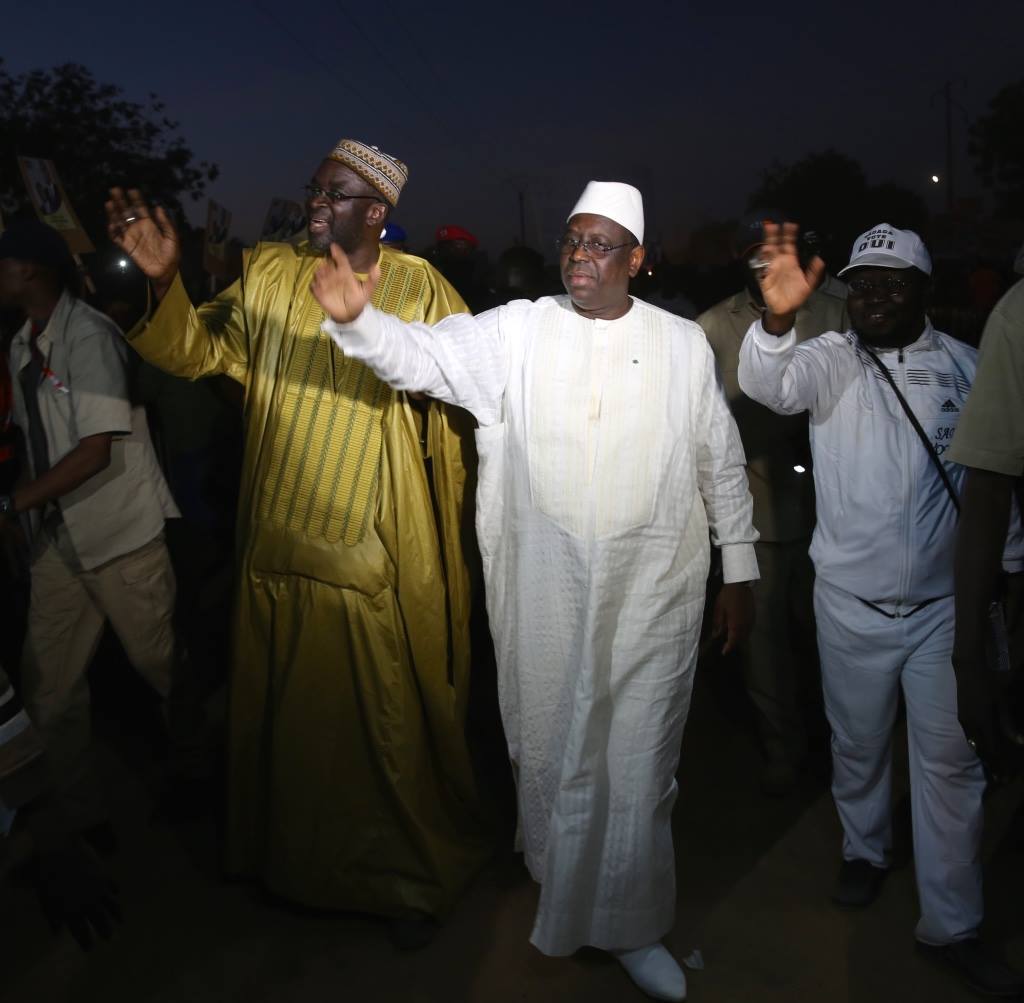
[838,223,932,276]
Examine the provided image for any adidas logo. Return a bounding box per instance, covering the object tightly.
[940,399,959,413]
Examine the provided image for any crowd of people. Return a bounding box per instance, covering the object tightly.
[0,136,1022,1001]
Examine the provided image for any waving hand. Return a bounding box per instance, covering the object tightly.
[105,187,180,299]
[756,222,826,333]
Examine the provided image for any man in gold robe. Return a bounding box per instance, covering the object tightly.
[104,139,488,942]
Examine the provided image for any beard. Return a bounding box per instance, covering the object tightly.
[307,228,333,253]
[853,312,925,350]
[307,219,362,255]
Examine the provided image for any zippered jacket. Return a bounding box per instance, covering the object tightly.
[738,318,1018,607]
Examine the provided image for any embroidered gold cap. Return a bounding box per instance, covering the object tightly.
[327,138,408,207]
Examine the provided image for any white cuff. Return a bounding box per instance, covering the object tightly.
[752,318,797,353]
[721,543,759,584]
[321,304,382,359]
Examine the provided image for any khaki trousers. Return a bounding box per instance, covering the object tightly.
[741,537,821,767]
[21,530,178,828]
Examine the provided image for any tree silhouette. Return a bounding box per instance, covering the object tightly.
[861,183,929,235]
[747,149,928,268]
[747,150,866,266]
[0,61,218,246]
[969,78,1024,219]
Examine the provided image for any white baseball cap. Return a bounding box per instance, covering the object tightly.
[838,223,932,276]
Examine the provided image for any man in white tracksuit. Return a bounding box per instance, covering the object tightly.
[310,181,759,1002]
[738,222,1024,996]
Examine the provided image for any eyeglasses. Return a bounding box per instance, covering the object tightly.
[556,235,634,258]
[304,183,383,205]
[846,275,913,298]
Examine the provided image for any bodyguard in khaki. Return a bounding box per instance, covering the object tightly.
[105,139,488,944]
[0,219,181,834]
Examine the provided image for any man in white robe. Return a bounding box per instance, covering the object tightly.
[312,182,758,1001]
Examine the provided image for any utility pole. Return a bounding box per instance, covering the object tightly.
[505,173,530,246]
[942,80,954,212]
[932,79,967,213]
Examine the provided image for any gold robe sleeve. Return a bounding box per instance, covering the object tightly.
[126,261,252,385]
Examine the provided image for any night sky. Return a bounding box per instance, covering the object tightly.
[6,0,1024,255]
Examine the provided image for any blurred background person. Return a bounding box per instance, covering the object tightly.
[0,219,186,855]
[699,210,846,794]
[950,271,1024,771]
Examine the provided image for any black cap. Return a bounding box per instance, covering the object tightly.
[0,218,76,273]
[734,208,792,259]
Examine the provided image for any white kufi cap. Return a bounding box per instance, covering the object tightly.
[567,181,644,245]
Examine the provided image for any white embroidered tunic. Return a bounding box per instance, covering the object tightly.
[327,295,757,955]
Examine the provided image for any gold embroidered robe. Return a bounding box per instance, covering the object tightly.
[128,242,488,916]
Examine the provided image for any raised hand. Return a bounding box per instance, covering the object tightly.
[756,222,826,332]
[105,187,180,298]
[310,243,380,324]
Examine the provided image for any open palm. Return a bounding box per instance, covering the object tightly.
[757,221,826,317]
[105,187,180,286]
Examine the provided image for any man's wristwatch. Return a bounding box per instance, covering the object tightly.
[0,494,14,516]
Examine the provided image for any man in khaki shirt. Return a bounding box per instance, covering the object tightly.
[699,212,848,793]
[949,276,1024,766]
[0,220,182,835]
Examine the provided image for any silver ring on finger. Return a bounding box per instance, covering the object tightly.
[123,216,138,224]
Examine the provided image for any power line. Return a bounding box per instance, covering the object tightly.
[252,1,393,127]
[389,16,463,109]
[330,2,471,148]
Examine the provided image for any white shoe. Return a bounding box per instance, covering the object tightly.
[612,943,687,1001]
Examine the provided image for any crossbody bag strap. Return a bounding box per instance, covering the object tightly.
[860,343,961,517]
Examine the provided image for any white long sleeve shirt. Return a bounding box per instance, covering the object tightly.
[739,318,998,607]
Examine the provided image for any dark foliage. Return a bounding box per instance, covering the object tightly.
[0,61,218,243]
[969,79,1024,220]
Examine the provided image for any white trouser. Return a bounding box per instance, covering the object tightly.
[814,579,984,945]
